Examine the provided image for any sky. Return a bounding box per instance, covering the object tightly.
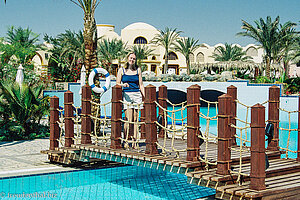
[0,0,299,46]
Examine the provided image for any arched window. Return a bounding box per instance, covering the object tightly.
[196,52,204,63]
[134,37,147,44]
[163,52,178,60]
[246,47,258,56]
[152,56,156,60]
[189,53,194,63]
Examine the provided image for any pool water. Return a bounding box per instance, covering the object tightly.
[0,166,215,200]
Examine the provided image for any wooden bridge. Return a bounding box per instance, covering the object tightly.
[42,84,300,200]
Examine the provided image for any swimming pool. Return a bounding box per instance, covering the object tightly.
[0,166,215,200]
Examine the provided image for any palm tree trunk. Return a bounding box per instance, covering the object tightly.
[266,57,270,79]
[164,52,168,74]
[284,61,290,79]
[83,14,98,83]
[187,59,190,75]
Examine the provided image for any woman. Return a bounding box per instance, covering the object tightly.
[116,52,145,147]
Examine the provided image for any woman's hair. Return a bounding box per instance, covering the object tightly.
[124,52,139,70]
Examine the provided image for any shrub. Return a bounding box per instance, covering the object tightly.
[284,77,300,94]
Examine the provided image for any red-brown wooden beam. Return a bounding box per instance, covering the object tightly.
[267,86,280,151]
[227,85,237,146]
[81,85,92,144]
[158,85,167,138]
[110,85,122,149]
[186,85,201,161]
[145,85,158,155]
[250,103,266,190]
[140,106,146,139]
[64,91,74,147]
[217,94,232,175]
[50,96,59,150]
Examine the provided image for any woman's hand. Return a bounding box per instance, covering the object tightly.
[123,83,129,87]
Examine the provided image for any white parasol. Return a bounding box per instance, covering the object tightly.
[15,64,24,87]
[79,65,86,95]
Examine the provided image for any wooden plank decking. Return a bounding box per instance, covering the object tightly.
[42,138,300,200]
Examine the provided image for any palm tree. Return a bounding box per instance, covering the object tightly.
[292,36,300,65]
[211,43,252,62]
[115,39,128,68]
[98,38,128,72]
[174,37,199,75]
[237,16,281,78]
[274,22,298,78]
[131,44,154,71]
[71,0,100,82]
[6,26,39,48]
[44,30,85,82]
[60,30,85,67]
[151,27,181,74]
[2,26,40,65]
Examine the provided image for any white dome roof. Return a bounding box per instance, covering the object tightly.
[123,22,157,31]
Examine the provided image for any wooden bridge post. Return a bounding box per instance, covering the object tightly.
[50,96,59,150]
[81,85,92,144]
[158,85,167,138]
[140,107,146,139]
[111,85,122,149]
[250,104,266,190]
[187,85,201,161]
[145,85,158,155]
[297,96,300,162]
[227,85,237,146]
[217,94,232,175]
[267,86,280,151]
[64,91,74,147]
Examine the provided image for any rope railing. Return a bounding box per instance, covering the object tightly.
[54,100,112,148]
[196,97,219,170]
[154,100,188,157]
[229,124,251,185]
[119,100,145,151]
[279,107,299,158]
[90,100,112,147]
[235,99,252,143]
[72,105,81,145]
[57,107,65,147]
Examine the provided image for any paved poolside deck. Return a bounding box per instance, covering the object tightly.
[0,138,73,177]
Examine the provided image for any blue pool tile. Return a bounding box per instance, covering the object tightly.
[0,166,215,200]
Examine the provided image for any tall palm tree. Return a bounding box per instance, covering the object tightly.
[151,27,181,74]
[237,16,281,78]
[274,22,298,78]
[131,44,154,70]
[71,0,100,82]
[211,43,252,62]
[174,37,199,75]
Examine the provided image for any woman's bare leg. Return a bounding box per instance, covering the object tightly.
[133,109,139,140]
[124,108,133,138]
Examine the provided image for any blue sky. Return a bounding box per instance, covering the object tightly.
[0,0,299,46]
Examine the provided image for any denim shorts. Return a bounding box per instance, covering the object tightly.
[122,91,143,110]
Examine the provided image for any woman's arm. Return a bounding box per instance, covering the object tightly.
[138,68,145,97]
[116,68,128,87]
